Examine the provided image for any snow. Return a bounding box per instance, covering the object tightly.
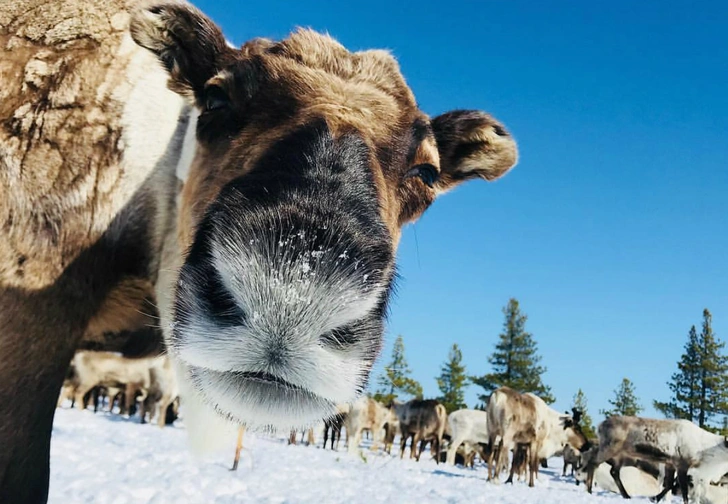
[49,407,647,504]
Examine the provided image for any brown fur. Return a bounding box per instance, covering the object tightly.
[0,0,168,291]
[393,400,448,463]
[129,4,516,249]
[345,397,391,452]
[82,278,157,341]
[487,387,539,482]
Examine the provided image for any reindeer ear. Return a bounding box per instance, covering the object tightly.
[130,2,235,98]
[431,110,518,194]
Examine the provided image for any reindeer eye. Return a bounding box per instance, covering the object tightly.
[203,85,230,112]
[404,163,439,188]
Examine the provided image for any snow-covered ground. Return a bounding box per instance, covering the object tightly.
[49,407,644,504]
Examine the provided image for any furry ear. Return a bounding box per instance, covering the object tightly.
[431,110,517,193]
[130,2,235,98]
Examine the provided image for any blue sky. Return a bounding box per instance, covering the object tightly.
[195,1,728,421]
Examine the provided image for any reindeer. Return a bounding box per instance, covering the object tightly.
[446,409,489,466]
[70,351,155,416]
[323,403,350,451]
[583,416,728,503]
[0,1,518,500]
[392,399,448,463]
[486,387,588,487]
[140,355,179,427]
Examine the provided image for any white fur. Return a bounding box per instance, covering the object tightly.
[527,394,579,459]
[175,108,197,183]
[173,360,239,454]
[446,409,489,465]
[689,445,728,504]
[577,463,663,498]
[345,397,391,453]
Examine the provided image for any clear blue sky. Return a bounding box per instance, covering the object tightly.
[195,1,728,422]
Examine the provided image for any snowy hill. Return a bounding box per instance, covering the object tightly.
[49,408,644,504]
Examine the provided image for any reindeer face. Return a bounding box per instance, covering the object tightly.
[131,3,517,428]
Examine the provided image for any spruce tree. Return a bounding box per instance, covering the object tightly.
[572,388,596,439]
[471,298,554,403]
[436,343,469,413]
[373,335,423,404]
[654,310,728,428]
[697,309,728,427]
[654,325,701,420]
[601,378,642,417]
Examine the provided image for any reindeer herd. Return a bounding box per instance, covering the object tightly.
[249,385,728,504]
[57,351,179,427]
[57,355,726,504]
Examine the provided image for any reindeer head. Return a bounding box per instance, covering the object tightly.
[130,2,517,429]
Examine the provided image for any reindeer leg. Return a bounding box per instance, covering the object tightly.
[231,426,245,471]
[650,465,675,503]
[609,462,631,499]
[92,387,100,413]
[413,433,422,460]
[489,439,503,482]
[676,468,689,504]
[74,385,91,411]
[529,444,538,488]
[505,446,517,484]
[139,397,147,424]
[586,462,595,494]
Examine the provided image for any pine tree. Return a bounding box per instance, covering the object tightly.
[654,310,728,428]
[654,326,701,420]
[601,378,643,417]
[373,335,423,404]
[697,309,728,427]
[436,344,469,413]
[572,388,596,439]
[471,298,554,403]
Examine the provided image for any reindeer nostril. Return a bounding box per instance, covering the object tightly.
[201,272,246,327]
[320,328,358,349]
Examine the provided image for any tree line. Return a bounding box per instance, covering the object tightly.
[372,299,728,435]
